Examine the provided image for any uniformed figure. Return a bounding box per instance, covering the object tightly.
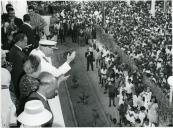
[29,39,75,126]
[30,39,76,77]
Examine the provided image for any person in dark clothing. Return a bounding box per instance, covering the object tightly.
[108,83,118,107]
[7,8,23,32]
[85,48,94,71]
[118,101,128,126]
[71,21,78,43]
[8,33,28,102]
[1,15,12,50]
[63,20,68,37]
[59,23,65,43]
[19,14,38,54]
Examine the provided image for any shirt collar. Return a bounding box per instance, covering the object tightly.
[37,92,47,101]
[37,47,46,57]
[15,44,22,51]
[24,22,32,28]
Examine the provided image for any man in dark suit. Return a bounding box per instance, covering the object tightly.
[8,33,28,101]
[85,47,94,71]
[19,14,37,53]
[17,72,69,127]
[59,23,65,43]
[71,21,78,43]
[7,7,23,32]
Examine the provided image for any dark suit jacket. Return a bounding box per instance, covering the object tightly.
[85,51,94,61]
[17,92,53,127]
[1,27,12,50]
[8,45,27,99]
[19,23,37,47]
[14,17,23,29]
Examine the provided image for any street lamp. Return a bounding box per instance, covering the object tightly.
[167,76,173,106]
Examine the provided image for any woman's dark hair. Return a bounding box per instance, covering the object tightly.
[28,55,41,72]
[14,33,26,43]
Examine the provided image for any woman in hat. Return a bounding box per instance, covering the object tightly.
[17,100,52,128]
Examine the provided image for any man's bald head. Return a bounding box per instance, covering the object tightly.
[38,72,56,84]
[38,72,58,99]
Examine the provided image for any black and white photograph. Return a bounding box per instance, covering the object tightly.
[1,0,173,127]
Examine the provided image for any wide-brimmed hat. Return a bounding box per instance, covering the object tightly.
[17,100,52,126]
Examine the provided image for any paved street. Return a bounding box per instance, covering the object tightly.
[53,37,120,126]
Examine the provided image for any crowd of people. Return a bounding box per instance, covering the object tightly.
[85,39,159,126]
[1,0,172,127]
[101,1,172,98]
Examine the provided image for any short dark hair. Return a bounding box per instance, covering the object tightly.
[28,5,34,10]
[7,7,14,13]
[6,3,13,11]
[28,55,40,72]
[135,118,141,123]
[140,106,146,111]
[23,14,30,22]
[14,33,26,43]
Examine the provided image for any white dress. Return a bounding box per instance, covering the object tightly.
[1,68,16,127]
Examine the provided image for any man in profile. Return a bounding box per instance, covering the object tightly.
[8,33,28,102]
[17,72,69,127]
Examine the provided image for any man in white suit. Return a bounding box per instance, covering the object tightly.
[30,39,76,77]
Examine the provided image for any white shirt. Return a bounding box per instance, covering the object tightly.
[125,82,134,94]
[102,49,109,57]
[100,69,107,75]
[133,95,138,107]
[138,111,146,124]
[30,48,71,77]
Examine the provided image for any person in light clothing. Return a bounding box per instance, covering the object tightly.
[30,39,76,77]
[1,50,16,127]
[124,78,134,99]
[140,87,152,110]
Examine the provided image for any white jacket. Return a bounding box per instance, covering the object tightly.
[30,48,71,77]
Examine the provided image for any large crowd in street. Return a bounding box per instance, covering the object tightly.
[1,0,172,127]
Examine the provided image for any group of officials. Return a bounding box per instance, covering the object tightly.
[1,3,76,127]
